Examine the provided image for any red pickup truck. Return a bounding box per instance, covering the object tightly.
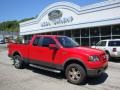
[8,35,108,85]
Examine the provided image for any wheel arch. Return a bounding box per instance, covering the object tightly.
[105,50,111,55]
[105,50,109,53]
[63,58,87,73]
[12,51,22,58]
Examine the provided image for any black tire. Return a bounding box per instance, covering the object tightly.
[65,63,86,85]
[13,55,24,69]
[24,63,30,68]
[106,52,111,61]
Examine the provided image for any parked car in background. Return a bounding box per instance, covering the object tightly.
[92,39,120,60]
[0,39,5,44]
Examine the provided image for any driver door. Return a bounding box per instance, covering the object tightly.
[40,37,57,63]
[29,36,56,63]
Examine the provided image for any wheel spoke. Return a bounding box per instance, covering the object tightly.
[69,71,74,76]
[75,74,80,80]
[14,57,20,67]
[71,68,76,72]
[76,71,80,75]
[71,75,75,80]
[68,67,81,81]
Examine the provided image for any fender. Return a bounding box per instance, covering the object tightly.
[12,51,23,60]
[63,57,87,71]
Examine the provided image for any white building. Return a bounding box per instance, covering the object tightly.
[20,0,120,46]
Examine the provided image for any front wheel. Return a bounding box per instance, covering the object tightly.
[65,63,86,85]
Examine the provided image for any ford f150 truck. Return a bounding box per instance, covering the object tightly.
[8,35,108,85]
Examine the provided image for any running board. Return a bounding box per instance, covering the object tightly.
[30,64,61,73]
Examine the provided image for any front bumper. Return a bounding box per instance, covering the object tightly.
[87,64,108,76]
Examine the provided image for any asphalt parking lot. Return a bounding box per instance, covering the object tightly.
[0,44,120,90]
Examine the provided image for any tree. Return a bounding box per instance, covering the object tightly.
[0,17,34,32]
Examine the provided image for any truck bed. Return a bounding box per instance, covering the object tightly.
[8,43,29,59]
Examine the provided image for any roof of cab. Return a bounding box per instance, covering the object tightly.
[33,35,65,38]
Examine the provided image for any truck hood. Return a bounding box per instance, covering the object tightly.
[65,47,104,55]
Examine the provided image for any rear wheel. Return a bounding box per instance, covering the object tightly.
[106,52,111,60]
[13,55,24,69]
[65,63,86,85]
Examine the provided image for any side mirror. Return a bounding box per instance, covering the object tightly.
[49,44,58,49]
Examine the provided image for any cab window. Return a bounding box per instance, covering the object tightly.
[42,37,56,47]
[96,41,106,46]
[33,37,42,46]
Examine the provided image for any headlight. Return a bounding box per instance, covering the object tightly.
[89,55,100,62]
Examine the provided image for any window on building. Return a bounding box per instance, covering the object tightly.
[90,37,100,46]
[90,27,99,37]
[58,31,64,36]
[52,32,57,35]
[81,38,89,46]
[65,30,71,37]
[29,35,33,40]
[24,36,28,41]
[41,33,46,35]
[74,38,80,44]
[81,28,89,37]
[72,29,80,37]
[100,26,111,36]
[46,32,51,35]
[112,24,120,35]
[101,36,111,40]
[112,36,120,39]
[24,35,33,44]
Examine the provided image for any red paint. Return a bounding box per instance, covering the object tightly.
[8,35,108,70]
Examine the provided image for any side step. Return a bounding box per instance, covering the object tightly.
[30,64,61,73]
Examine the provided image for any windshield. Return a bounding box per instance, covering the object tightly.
[57,36,79,48]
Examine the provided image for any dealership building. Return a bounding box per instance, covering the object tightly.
[20,0,120,46]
